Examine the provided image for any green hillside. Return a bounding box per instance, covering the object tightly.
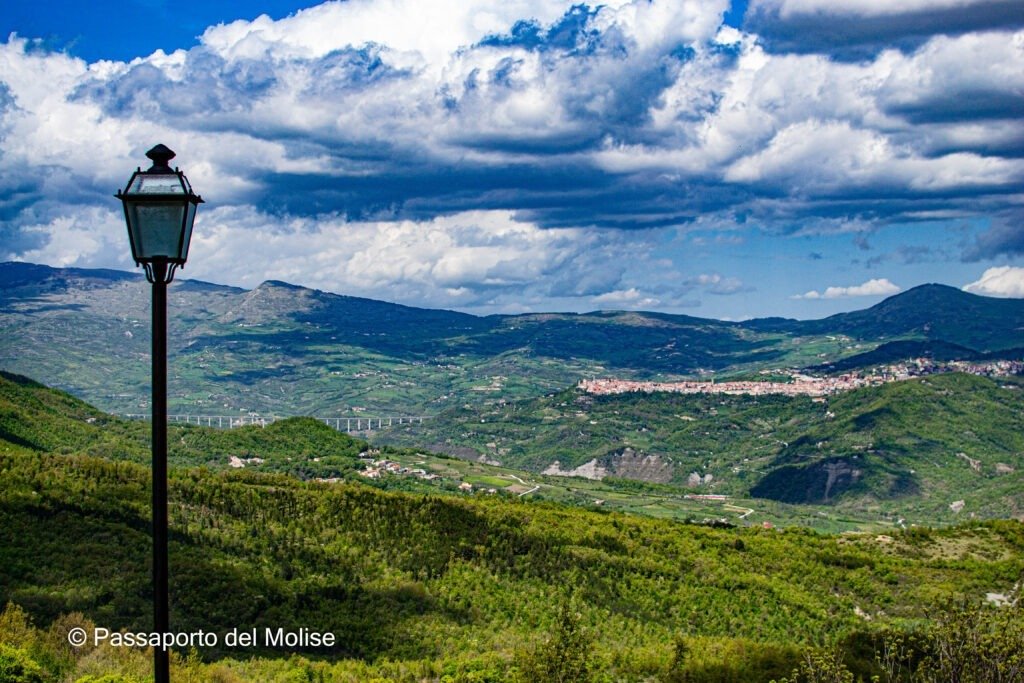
[7,364,1021,530]
[810,340,989,373]
[375,373,1024,523]
[0,371,899,532]
[0,371,125,456]
[2,448,1022,682]
[1,372,1022,680]
[748,284,1024,352]
[0,370,366,478]
[752,374,1024,511]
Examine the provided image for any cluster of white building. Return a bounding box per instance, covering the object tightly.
[579,358,1023,398]
[867,358,1023,382]
[359,456,438,481]
[580,376,851,397]
[357,453,499,494]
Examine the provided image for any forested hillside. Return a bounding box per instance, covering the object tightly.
[2,448,1022,682]
[0,370,369,478]
[1,372,1023,680]
[376,373,1024,523]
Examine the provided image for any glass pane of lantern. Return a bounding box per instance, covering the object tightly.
[129,173,185,194]
[128,203,186,259]
[180,202,197,262]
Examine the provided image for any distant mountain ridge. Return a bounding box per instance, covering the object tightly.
[801,284,1024,350]
[1,261,1022,415]
[746,283,1024,351]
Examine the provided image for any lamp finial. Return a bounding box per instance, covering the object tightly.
[145,144,176,172]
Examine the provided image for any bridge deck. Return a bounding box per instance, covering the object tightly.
[123,414,430,432]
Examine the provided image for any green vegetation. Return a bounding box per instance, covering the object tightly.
[1,447,1022,682]
[4,369,994,533]
[0,371,741,533]
[376,373,1024,525]
[4,262,1024,679]
[786,283,1024,353]
[1,372,1023,680]
[5,263,1023,418]
[0,371,365,476]
[807,340,1021,374]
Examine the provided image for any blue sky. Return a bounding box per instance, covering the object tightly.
[1,0,1022,319]
[0,1,324,63]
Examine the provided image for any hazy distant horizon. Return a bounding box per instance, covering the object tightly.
[8,258,1012,324]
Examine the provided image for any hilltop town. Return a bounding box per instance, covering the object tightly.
[580,359,1024,397]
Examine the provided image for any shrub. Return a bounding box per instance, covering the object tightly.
[0,644,45,683]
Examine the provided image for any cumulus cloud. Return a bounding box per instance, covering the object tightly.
[105,206,680,313]
[763,0,1011,15]
[725,119,1022,196]
[199,0,580,68]
[793,278,901,299]
[3,6,1021,227]
[877,31,1024,126]
[0,0,1021,314]
[184,208,602,307]
[5,207,132,270]
[592,288,662,309]
[962,266,1024,297]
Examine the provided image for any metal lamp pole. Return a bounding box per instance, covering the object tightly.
[151,258,170,681]
[117,145,202,683]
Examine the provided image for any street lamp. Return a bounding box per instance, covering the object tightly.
[117,144,202,683]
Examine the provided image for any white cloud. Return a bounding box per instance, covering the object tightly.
[793,278,901,299]
[196,0,725,71]
[593,288,661,309]
[689,273,750,295]
[200,0,576,67]
[165,207,684,313]
[590,0,729,51]
[594,32,1024,195]
[725,119,1022,193]
[2,4,1021,216]
[725,120,890,187]
[3,200,700,313]
[878,30,1024,120]
[6,207,133,270]
[962,266,1024,298]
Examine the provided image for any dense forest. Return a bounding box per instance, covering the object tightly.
[1,372,1023,681]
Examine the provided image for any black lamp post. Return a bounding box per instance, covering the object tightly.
[117,144,202,683]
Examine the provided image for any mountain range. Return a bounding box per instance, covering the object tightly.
[2,261,1022,418]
